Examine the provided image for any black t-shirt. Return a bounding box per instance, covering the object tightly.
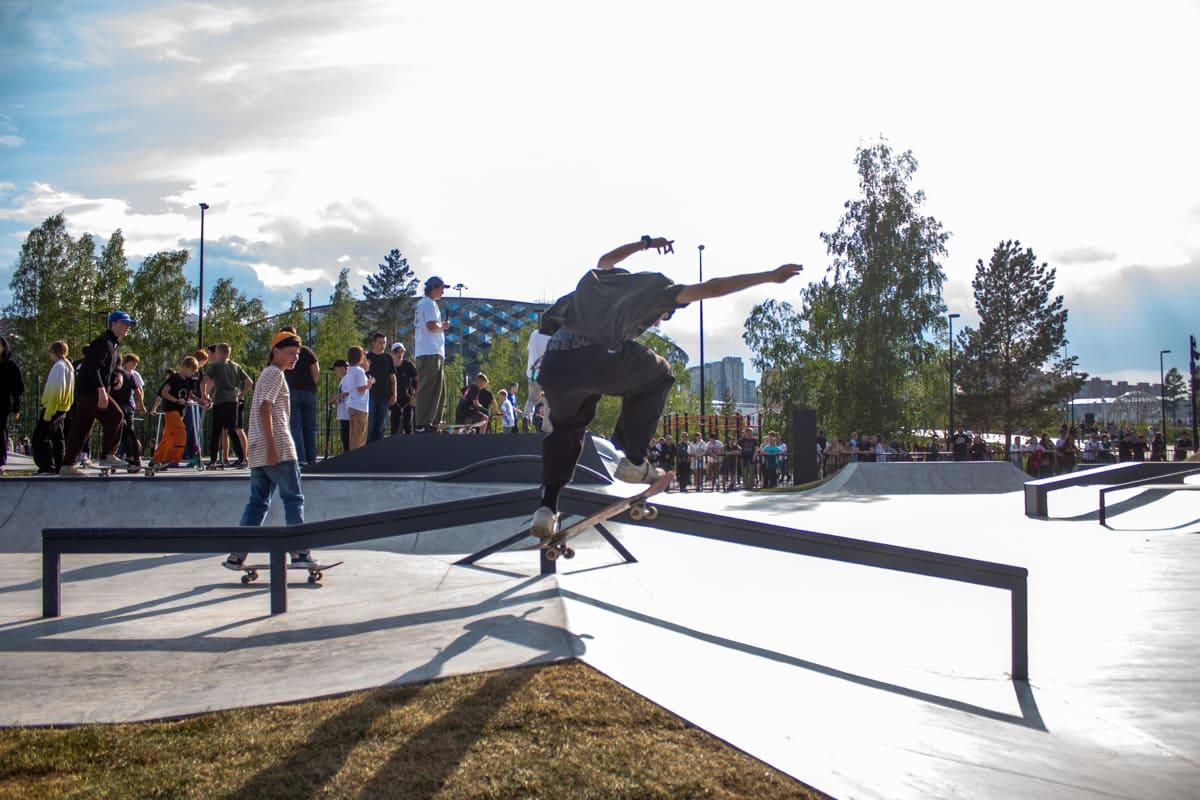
[110,367,136,410]
[160,373,194,415]
[395,359,418,402]
[366,351,393,399]
[737,436,758,459]
[951,432,971,453]
[285,346,318,391]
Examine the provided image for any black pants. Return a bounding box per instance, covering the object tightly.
[209,401,245,463]
[0,412,8,468]
[32,410,66,472]
[538,340,674,509]
[390,402,414,435]
[64,394,124,464]
[339,419,350,454]
[120,407,142,464]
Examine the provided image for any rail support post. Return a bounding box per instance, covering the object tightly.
[1011,580,1029,680]
[42,546,61,618]
[270,550,287,614]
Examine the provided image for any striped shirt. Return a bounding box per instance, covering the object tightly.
[246,365,296,468]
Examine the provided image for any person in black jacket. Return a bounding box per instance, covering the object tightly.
[61,311,135,474]
[0,336,24,471]
[389,342,418,435]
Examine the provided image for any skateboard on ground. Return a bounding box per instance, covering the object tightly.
[535,471,673,561]
[94,464,142,477]
[222,560,344,585]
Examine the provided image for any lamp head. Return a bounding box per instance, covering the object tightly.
[199,202,209,211]
[948,313,961,320]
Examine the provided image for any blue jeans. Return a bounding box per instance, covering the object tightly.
[289,389,318,464]
[231,460,308,560]
[367,398,389,443]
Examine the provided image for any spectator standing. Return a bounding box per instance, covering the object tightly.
[1150,432,1167,462]
[223,332,319,571]
[675,436,692,492]
[1174,431,1192,461]
[329,359,350,453]
[109,357,142,469]
[737,428,759,490]
[202,343,252,468]
[343,347,371,449]
[950,426,970,462]
[498,389,518,433]
[969,433,989,461]
[0,337,23,474]
[364,332,396,443]
[32,341,72,474]
[62,312,134,474]
[414,276,450,432]
[281,325,319,465]
[705,434,723,489]
[761,434,782,488]
[389,342,418,435]
[526,321,551,433]
[926,435,941,462]
[687,433,706,490]
[531,392,545,433]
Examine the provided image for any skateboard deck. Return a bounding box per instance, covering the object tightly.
[223,560,344,584]
[534,471,673,561]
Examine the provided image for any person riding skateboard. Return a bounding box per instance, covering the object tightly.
[530,234,801,542]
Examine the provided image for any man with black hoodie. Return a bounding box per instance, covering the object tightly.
[529,235,801,543]
[61,311,135,475]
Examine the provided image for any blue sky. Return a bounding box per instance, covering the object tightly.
[2,0,1198,382]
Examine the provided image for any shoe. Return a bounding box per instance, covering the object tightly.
[60,464,85,476]
[79,457,93,467]
[231,460,247,469]
[222,555,245,570]
[290,552,321,567]
[613,457,666,484]
[531,506,560,541]
[99,455,127,469]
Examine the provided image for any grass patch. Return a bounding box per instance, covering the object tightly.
[0,661,821,799]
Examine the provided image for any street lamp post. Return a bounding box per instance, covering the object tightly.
[948,312,960,436]
[306,287,313,342]
[453,283,468,388]
[698,244,705,436]
[1160,349,1171,449]
[197,202,209,349]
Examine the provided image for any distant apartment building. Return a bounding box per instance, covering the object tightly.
[687,356,758,405]
[1076,376,1162,400]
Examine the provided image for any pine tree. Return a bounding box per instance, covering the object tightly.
[204,278,270,373]
[1164,367,1187,419]
[362,249,420,347]
[955,240,1084,449]
[275,294,309,340]
[315,269,362,374]
[94,229,133,318]
[5,214,75,365]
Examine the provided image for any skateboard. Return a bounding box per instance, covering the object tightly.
[535,471,673,561]
[223,560,344,585]
[93,464,142,477]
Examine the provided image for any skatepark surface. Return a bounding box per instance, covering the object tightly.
[1,465,1198,798]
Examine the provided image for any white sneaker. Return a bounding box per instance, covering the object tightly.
[99,456,127,469]
[613,457,665,484]
[531,506,560,541]
[60,464,85,476]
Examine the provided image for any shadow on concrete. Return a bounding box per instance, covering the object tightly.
[0,553,211,596]
[560,588,1045,731]
[1055,488,1175,523]
[0,576,561,656]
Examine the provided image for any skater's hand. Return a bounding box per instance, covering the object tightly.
[389,393,397,407]
[266,442,278,466]
[645,237,674,255]
[97,389,109,410]
[768,264,803,283]
[9,410,18,421]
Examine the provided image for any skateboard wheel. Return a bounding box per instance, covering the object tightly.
[545,547,560,561]
[563,547,575,559]
[308,573,319,584]
[629,506,645,521]
[644,505,659,520]
[248,570,258,581]
[241,573,252,584]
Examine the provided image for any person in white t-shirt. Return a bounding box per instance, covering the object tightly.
[526,322,551,432]
[498,389,518,433]
[329,359,350,454]
[413,276,450,431]
[342,347,372,449]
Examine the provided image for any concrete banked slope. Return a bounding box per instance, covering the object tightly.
[812,460,1029,496]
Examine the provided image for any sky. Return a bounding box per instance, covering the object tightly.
[1,0,1198,383]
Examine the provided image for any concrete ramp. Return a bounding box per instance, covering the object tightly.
[813,461,1029,496]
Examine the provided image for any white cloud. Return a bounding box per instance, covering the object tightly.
[246,262,325,288]
[0,135,25,148]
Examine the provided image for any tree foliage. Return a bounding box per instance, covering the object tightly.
[204,277,271,374]
[1164,366,1187,418]
[314,269,362,372]
[124,250,196,379]
[955,240,1084,447]
[362,249,420,348]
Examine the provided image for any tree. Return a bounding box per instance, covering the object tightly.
[314,269,362,376]
[204,278,270,373]
[124,250,196,379]
[1164,367,1187,420]
[743,298,813,425]
[955,240,1084,449]
[4,214,74,366]
[66,233,98,345]
[276,294,309,340]
[814,141,950,436]
[362,249,420,346]
[94,229,133,319]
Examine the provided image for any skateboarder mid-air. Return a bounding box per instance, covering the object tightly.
[531,235,802,543]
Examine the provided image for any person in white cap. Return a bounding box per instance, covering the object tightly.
[413,276,450,431]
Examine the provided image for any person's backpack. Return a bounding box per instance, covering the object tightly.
[558,269,679,350]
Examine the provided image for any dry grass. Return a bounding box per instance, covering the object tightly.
[0,661,822,800]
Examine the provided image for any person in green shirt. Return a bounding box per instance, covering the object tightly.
[201,343,253,468]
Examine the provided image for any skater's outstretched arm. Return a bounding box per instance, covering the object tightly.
[676,264,802,303]
[596,236,674,270]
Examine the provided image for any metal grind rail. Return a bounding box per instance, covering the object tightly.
[559,487,1032,680]
[1098,465,1200,526]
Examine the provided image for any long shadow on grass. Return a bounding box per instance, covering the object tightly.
[219,634,559,800]
[560,588,1045,731]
